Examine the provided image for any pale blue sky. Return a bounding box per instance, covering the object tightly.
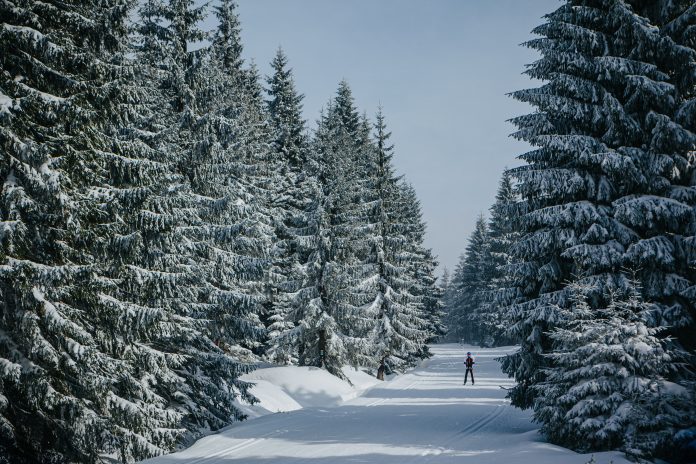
[205,0,558,275]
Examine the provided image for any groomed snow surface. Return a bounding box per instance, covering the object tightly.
[142,344,631,463]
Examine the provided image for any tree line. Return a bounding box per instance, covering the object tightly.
[0,1,443,463]
[444,0,696,461]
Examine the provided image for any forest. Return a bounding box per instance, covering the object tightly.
[0,1,443,462]
[443,0,696,461]
[1,0,696,464]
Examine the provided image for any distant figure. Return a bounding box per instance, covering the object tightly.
[377,355,387,381]
[464,352,475,385]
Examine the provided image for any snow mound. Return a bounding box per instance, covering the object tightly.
[238,365,380,418]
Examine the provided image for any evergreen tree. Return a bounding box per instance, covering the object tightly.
[319,82,382,371]
[0,1,168,462]
[421,252,447,344]
[501,0,696,456]
[440,267,456,340]
[447,215,493,344]
[85,1,260,458]
[395,182,440,362]
[189,0,272,359]
[536,277,694,459]
[263,48,316,364]
[367,110,430,375]
[288,82,378,377]
[288,102,350,377]
[484,170,520,345]
[441,268,452,296]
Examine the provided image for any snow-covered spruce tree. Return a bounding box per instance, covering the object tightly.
[441,268,452,299]
[263,48,318,364]
[412,248,445,348]
[440,267,458,340]
[446,215,493,344]
[501,0,696,427]
[482,170,520,346]
[0,1,161,462]
[393,181,439,363]
[365,110,431,375]
[655,2,696,456]
[188,0,272,359]
[535,277,694,459]
[75,1,262,458]
[286,103,349,377]
[321,82,385,370]
[444,254,465,342]
[288,82,376,377]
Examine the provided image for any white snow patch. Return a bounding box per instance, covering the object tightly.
[0,91,16,115]
[142,345,633,464]
[237,365,380,418]
[4,170,18,187]
[3,24,45,42]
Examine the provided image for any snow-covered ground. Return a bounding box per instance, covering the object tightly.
[142,344,631,463]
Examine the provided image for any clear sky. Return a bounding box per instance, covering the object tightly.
[205,0,559,275]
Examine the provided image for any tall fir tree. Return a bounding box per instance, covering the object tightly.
[483,170,520,345]
[501,0,696,456]
[446,215,493,344]
[189,0,271,359]
[263,48,317,364]
[366,110,430,375]
[394,182,440,362]
[85,1,262,458]
[287,82,378,377]
[287,102,350,376]
[0,1,173,462]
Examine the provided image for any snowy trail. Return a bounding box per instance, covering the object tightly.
[143,345,630,464]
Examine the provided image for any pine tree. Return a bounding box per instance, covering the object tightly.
[441,268,451,296]
[0,1,169,462]
[288,103,349,377]
[535,277,694,459]
[366,110,430,375]
[81,1,261,458]
[420,251,447,344]
[189,0,272,359]
[319,82,383,371]
[447,215,493,344]
[263,48,317,364]
[394,182,439,363]
[501,0,696,456]
[287,82,375,377]
[484,170,519,345]
[440,267,457,340]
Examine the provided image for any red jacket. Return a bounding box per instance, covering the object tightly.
[465,357,474,368]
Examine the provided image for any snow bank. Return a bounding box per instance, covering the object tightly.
[143,346,634,464]
[237,365,381,418]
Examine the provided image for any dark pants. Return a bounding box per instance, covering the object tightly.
[464,368,474,384]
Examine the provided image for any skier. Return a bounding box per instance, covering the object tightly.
[464,352,475,385]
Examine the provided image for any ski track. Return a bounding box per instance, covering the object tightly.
[142,344,632,464]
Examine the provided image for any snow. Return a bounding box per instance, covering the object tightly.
[2,24,45,42]
[141,345,632,464]
[236,365,380,418]
[0,91,15,115]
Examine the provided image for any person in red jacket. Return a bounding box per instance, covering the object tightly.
[464,352,475,385]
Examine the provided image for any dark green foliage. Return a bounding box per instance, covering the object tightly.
[500,0,696,458]
[0,2,441,462]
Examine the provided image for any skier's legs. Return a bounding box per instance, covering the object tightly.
[464,368,473,384]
